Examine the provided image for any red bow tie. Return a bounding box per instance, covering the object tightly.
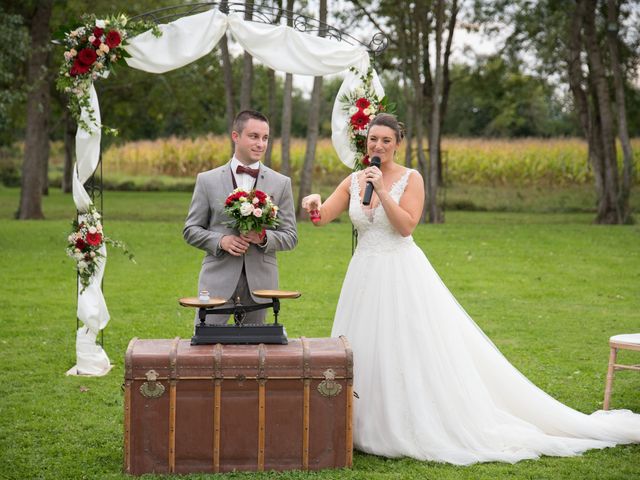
[236,165,259,178]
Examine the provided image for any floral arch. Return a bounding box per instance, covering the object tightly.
[62,5,387,375]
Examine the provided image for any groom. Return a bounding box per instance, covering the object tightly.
[183,110,297,325]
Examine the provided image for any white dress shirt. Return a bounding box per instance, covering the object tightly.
[230,156,261,191]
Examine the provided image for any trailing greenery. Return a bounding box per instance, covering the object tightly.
[0,189,638,479]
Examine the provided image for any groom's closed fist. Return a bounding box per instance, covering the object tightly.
[241,230,266,245]
[220,235,249,256]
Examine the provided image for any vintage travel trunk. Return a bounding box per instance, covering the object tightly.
[123,337,353,475]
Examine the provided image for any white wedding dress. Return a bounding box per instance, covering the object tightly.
[331,169,640,465]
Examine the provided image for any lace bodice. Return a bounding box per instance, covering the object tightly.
[349,169,415,255]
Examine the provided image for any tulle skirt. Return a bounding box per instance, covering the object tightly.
[331,242,640,465]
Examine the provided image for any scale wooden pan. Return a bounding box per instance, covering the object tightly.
[252,289,301,300]
[179,297,227,308]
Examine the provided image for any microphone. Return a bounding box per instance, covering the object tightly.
[362,156,381,206]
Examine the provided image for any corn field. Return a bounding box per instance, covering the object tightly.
[56,136,640,187]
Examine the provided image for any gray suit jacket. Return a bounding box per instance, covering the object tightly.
[183,162,298,303]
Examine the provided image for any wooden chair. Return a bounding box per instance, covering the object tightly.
[603,333,640,410]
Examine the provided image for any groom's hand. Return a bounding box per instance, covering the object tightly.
[241,230,266,246]
[220,235,250,256]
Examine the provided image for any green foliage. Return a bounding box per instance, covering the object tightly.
[444,56,577,137]
[0,188,639,479]
[0,6,29,146]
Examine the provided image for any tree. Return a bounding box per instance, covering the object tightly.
[219,0,236,154]
[0,7,29,147]
[475,0,638,224]
[280,0,295,177]
[240,0,255,111]
[296,0,327,219]
[264,1,284,167]
[17,0,53,220]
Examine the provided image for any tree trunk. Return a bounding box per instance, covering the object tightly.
[427,0,445,224]
[398,9,413,169]
[18,0,52,220]
[264,68,276,167]
[240,0,254,111]
[219,0,235,155]
[406,3,429,222]
[62,109,75,193]
[220,32,235,154]
[606,0,633,223]
[582,0,621,224]
[281,73,293,176]
[438,0,458,187]
[280,0,295,177]
[263,4,283,169]
[296,0,326,219]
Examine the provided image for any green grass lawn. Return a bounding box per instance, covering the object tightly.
[0,187,639,479]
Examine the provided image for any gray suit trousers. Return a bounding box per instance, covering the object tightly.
[196,269,267,326]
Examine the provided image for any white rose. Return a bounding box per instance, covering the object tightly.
[68,234,76,243]
[253,208,263,218]
[363,108,371,116]
[110,54,117,62]
[96,224,103,233]
[88,226,97,234]
[99,43,110,53]
[90,251,96,258]
[95,19,106,28]
[348,106,358,115]
[70,48,77,56]
[239,202,254,216]
[78,260,88,270]
[252,197,260,205]
[96,49,105,57]
[355,87,365,96]
[64,51,73,61]
[239,197,247,203]
[88,35,96,43]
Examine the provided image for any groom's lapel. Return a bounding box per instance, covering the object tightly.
[220,161,234,196]
[255,164,268,191]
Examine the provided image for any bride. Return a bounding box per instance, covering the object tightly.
[301,113,640,465]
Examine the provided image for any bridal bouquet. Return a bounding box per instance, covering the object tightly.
[66,206,134,293]
[55,14,160,134]
[340,66,394,170]
[223,188,279,234]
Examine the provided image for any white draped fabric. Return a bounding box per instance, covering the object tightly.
[72,8,379,374]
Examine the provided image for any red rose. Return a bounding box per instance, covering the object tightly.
[75,238,87,250]
[362,155,370,166]
[77,48,97,66]
[105,30,121,49]
[70,59,90,76]
[92,38,102,48]
[86,232,102,246]
[350,110,370,129]
[355,97,370,109]
[255,190,267,202]
[93,27,104,38]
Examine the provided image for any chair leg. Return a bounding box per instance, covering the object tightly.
[603,346,617,410]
